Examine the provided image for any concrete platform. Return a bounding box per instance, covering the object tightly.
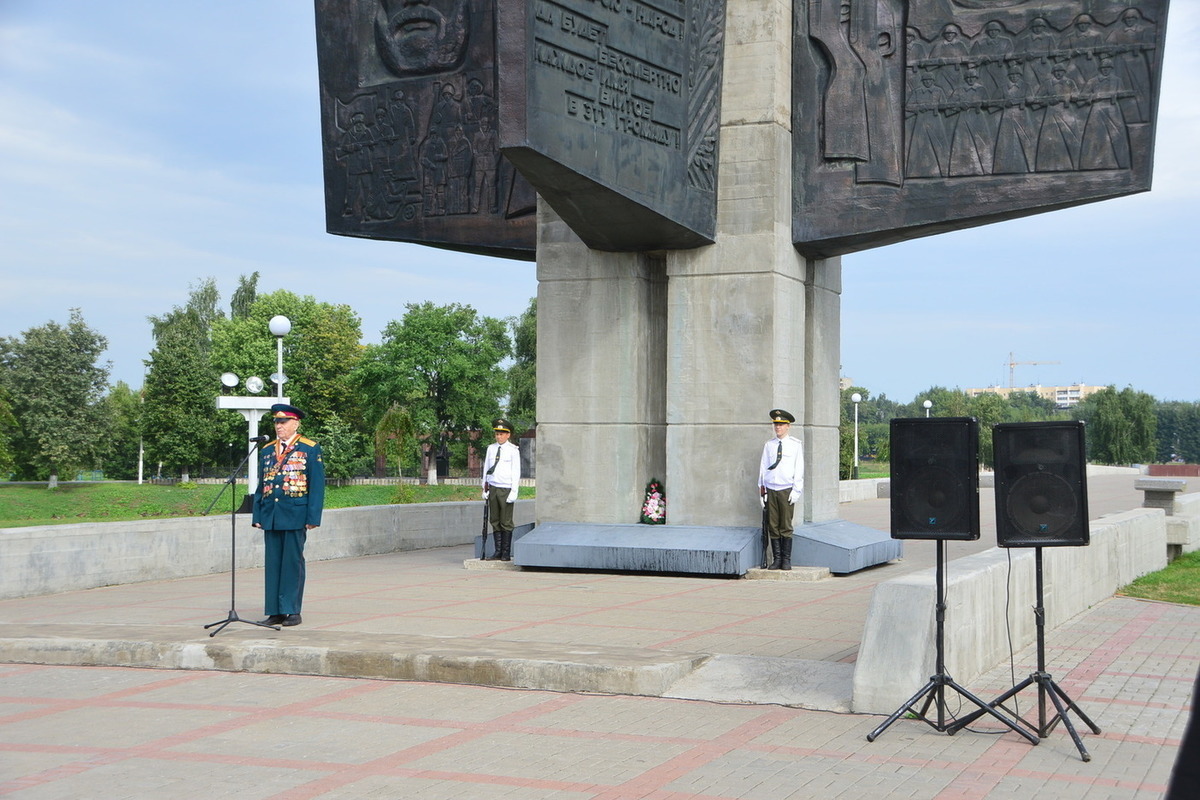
[794,519,903,574]
[512,523,761,575]
[508,520,899,576]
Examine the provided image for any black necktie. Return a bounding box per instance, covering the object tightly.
[768,440,783,470]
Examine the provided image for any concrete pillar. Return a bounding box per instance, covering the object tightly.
[535,208,667,523]
[535,0,841,526]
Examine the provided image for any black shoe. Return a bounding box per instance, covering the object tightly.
[281,614,302,627]
[259,614,286,626]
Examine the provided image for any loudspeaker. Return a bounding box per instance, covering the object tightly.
[890,417,980,540]
[994,421,1089,548]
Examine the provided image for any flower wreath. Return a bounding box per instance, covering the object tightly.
[639,479,666,525]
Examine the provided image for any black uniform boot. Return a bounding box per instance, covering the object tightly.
[767,539,783,570]
[780,536,793,571]
[500,530,513,561]
[485,532,501,560]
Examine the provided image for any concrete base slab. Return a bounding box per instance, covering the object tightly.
[744,566,830,582]
[794,520,902,574]
[663,655,853,712]
[514,523,760,575]
[474,522,535,560]
[462,558,521,571]
[0,623,852,711]
[0,623,704,698]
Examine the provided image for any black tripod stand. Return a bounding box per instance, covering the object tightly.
[204,439,280,637]
[867,540,1039,745]
[946,547,1101,760]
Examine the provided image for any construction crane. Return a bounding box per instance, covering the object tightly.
[1008,352,1060,388]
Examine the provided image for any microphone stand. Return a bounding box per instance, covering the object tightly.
[204,439,280,636]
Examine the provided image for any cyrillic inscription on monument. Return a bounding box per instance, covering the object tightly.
[499,0,725,251]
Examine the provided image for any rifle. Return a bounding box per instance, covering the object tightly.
[480,484,491,559]
[760,492,770,569]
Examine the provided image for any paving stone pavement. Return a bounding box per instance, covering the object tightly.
[0,474,1194,798]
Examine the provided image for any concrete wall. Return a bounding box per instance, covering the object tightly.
[1167,492,1200,554]
[852,506,1168,714]
[0,500,535,600]
[839,478,889,503]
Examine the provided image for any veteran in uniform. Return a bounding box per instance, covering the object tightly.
[253,403,325,626]
[481,417,521,561]
[758,409,804,571]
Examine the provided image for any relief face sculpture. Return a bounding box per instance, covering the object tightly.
[375,0,471,77]
[316,0,535,260]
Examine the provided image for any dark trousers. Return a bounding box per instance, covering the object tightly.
[765,488,795,540]
[264,529,307,615]
[488,490,515,533]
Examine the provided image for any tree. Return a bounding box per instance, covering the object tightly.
[230,271,259,319]
[840,386,870,479]
[1,309,110,484]
[374,404,417,477]
[969,392,1008,467]
[96,381,143,480]
[211,289,364,430]
[1080,386,1157,465]
[0,383,18,478]
[1005,390,1060,421]
[507,297,536,432]
[1156,401,1200,463]
[142,278,231,481]
[352,302,511,450]
[909,386,972,418]
[310,411,365,484]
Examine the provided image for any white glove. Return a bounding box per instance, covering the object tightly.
[506,488,517,504]
[759,493,766,508]
[482,490,489,500]
[788,488,801,505]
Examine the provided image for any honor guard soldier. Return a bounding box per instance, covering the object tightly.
[482,418,521,561]
[758,409,804,570]
[253,403,325,626]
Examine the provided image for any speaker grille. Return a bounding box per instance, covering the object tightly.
[995,422,1089,548]
[890,417,980,541]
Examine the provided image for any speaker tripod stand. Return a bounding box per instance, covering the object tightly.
[946,546,1101,761]
[867,540,1039,746]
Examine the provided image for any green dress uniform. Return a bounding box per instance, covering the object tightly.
[253,426,325,620]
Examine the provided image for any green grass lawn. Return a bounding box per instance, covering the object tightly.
[0,482,528,528]
[855,466,890,480]
[1119,550,1200,607]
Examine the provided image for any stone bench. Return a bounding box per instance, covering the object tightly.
[1135,477,1188,515]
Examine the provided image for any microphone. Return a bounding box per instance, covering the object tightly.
[249,435,271,443]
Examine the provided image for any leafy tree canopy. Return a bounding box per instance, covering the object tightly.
[353,302,510,438]
[141,278,230,479]
[211,289,364,430]
[1,309,110,481]
[507,297,536,432]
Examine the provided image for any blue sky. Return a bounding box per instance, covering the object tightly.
[1,2,1197,404]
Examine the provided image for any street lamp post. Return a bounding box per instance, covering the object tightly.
[216,316,292,504]
[269,315,291,398]
[851,392,862,479]
[923,399,933,418]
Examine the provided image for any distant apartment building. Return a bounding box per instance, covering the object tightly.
[964,384,1104,409]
